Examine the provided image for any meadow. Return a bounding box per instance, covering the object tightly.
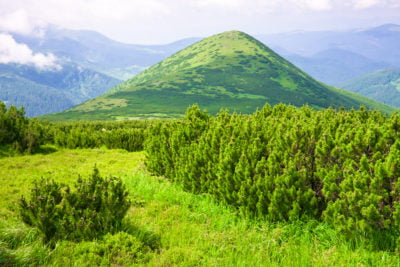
[1,148,399,266]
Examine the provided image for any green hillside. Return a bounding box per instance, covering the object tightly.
[42,31,395,121]
[0,63,121,117]
[340,68,400,108]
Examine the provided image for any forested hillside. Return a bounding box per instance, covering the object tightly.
[340,68,400,108]
[0,63,121,117]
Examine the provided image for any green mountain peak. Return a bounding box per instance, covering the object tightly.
[42,31,395,121]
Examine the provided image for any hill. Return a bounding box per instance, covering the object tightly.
[0,63,121,117]
[339,68,400,108]
[42,31,395,121]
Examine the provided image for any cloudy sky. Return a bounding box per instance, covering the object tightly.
[0,0,400,44]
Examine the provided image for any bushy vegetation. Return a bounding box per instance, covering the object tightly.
[0,102,44,154]
[19,167,130,244]
[48,120,149,151]
[1,149,399,265]
[0,100,150,155]
[146,104,400,248]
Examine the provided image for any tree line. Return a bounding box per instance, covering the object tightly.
[0,101,150,154]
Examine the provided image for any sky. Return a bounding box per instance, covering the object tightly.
[0,0,400,45]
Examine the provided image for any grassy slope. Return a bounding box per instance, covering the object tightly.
[340,68,400,108]
[42,31,395,121]
[0,149,398,266]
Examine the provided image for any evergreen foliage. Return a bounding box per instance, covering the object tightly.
[146,104,400,244]
[49,120,149,151]
[0,101,44,154]
[19,167,130,244]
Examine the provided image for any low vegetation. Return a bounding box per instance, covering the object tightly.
[1,102,400,265]
[1,101,149,155]
[147,104,400,249]
[20,167,131,244]
[0,102,44,155]
[1,149,399,266]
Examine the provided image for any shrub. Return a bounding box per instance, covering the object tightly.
[146,104,400,247]
[19,167,131,244]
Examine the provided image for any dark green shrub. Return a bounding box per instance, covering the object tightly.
[146,104,400,247]
[19,167,131,244]
[50,120,150,151]
[0,102,44,154]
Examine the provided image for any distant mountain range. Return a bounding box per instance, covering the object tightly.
[12,25,201,80]
[2,24,400,117]
[259,24,400,65]
[42,31,394,121]
[258,24,400,86]
[0,63,121,117]
[0,26,200,116]
[284,49,390,86]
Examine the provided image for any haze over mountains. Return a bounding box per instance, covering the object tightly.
[1,24,400,117]
[260,24,400,86]
[0,26,199,116]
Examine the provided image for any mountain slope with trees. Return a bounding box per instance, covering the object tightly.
[339,68,400,107]
[0,63,121,117]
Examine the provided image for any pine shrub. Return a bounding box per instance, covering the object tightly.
[19,167,130,244]
[146,104,400,246]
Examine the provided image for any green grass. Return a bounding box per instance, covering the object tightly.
[0,149,399,266]
[0,147,144,218]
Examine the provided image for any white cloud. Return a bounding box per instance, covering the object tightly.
[192,0,333,11]
[194,0,245,9]
[0,33,61,70]
[297,0,333,11]
[0,9,45,35]
[351,0,380,9]
[0,0,399,43]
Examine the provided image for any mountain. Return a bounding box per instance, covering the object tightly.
[12,26,201,80]
[1,26,201,116]
[285,49,391,86]
[42,31,395,121]
[0,63,121,117]
[258,24,400,66]
[339,68,400,108]
[257,24,400,85]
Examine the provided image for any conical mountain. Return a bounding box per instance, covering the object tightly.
[43,31,395,121]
